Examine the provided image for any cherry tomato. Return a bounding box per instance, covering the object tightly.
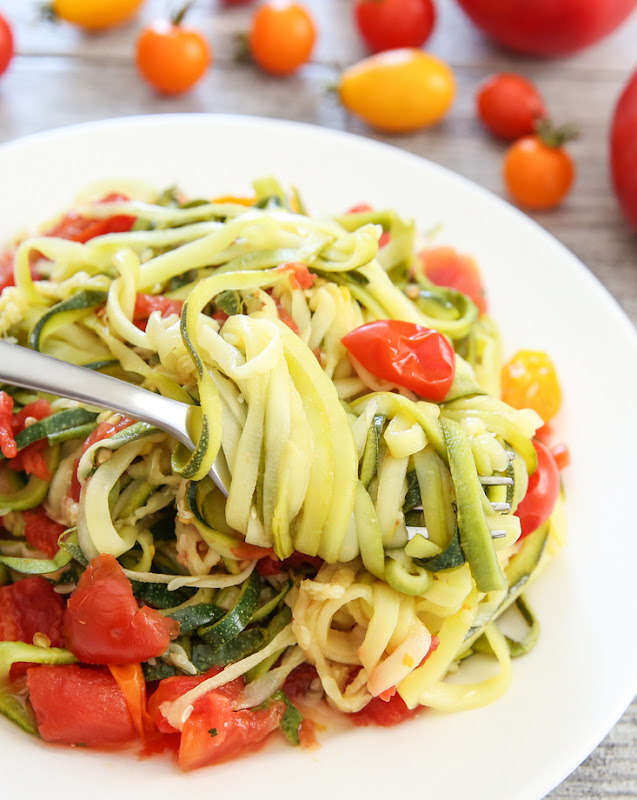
[339,49,455,133]
[515,440,560,538]
[27,665,138,746]
[0,13,14,78]
[501,349,562,422]
[354,0,436,53]
[63,553,179,664]
[249,2,316,76]
[476,73,546,140]
[136,16,211,95]
[455,0,637,57]
[418,246,487,314]
[341,319,456,401]
[611,68,637,233]
[50,0,145,30]
[503,130,576,210]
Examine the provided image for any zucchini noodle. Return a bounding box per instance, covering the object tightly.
[0,177,567,766]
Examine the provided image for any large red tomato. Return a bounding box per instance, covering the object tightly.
[611,68,637,232]
[455,0,637,56]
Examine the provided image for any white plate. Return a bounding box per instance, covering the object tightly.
[1,115,636,800]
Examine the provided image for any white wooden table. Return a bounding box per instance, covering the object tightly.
[0,1,636,796]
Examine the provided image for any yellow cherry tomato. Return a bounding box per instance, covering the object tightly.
[501,349,562,423]
[338,48,455,133]
[51,0,145,30]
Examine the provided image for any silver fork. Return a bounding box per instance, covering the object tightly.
[0,340,229,494]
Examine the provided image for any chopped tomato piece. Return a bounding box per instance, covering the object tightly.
[22,508,65,558]
[133,294,184,320]
[275,261,315,290]
[283,663,319,701]
[0,576,65,647]
[0,248,14,295]
[63,553,179,664]
[45,193,136,243]
[27,664,138,746]
[148,668,285,771]
[178,689,285,771]
[257,552,323,576]
[0,390,16,458]
[272,295,299,333]
[231,542,275,561]
[419,246,487,314]
[352,692,421,727]
[8,440,50,482]
[82,416,134,454]
[342,319,456,402]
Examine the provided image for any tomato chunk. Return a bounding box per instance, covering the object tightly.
[148,669,285,771]
[45,193,136,243]
[27,664,137,746]
[63,554,179,664]
[133,294,184,321]
[418,246,487,314]
[22,507,65,558]
[0,576,65,648]
[352,692,421,727]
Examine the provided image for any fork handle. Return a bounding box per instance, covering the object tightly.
[0,339,193,448]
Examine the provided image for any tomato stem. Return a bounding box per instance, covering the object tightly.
[171,1,194,27]
[534,118,579,148]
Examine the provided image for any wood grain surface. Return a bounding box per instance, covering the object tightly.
[0,1,636,796]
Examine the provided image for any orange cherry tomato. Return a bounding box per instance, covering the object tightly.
[501,349,562,423]
[136,16,211,95]
[503,132,575,210]
[249,2,317,76]
[338,49,455,133]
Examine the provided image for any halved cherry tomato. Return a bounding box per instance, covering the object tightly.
[339,49,455,133]
[354,0,436,53]
[50,0,144,30]
[63,553,179,664]
[27,665,138,746]
[249,2,316,76]
[418,246,487,314]
[0,576,65,647]
[341,319,456,401]
[515,440,560,539]
[503,128,576,210]
[22,508,65,559]
[136,12,211,95]
[476,73,546,140]
[501,349,562,423]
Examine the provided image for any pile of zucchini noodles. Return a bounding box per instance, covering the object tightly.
[0,176,565,730]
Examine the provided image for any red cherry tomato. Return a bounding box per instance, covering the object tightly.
[63,553,179,664]
[341,319,456,402]
[27,665,138,746]
[611,68,637,232]
[476,73,546,140]
[0,13,14,78]
[354,0,436,53]
[249,2,316,76]
[418,246,487,314]
[136,16,211,95]
[515,440,560,539]
[456,0,637,57]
